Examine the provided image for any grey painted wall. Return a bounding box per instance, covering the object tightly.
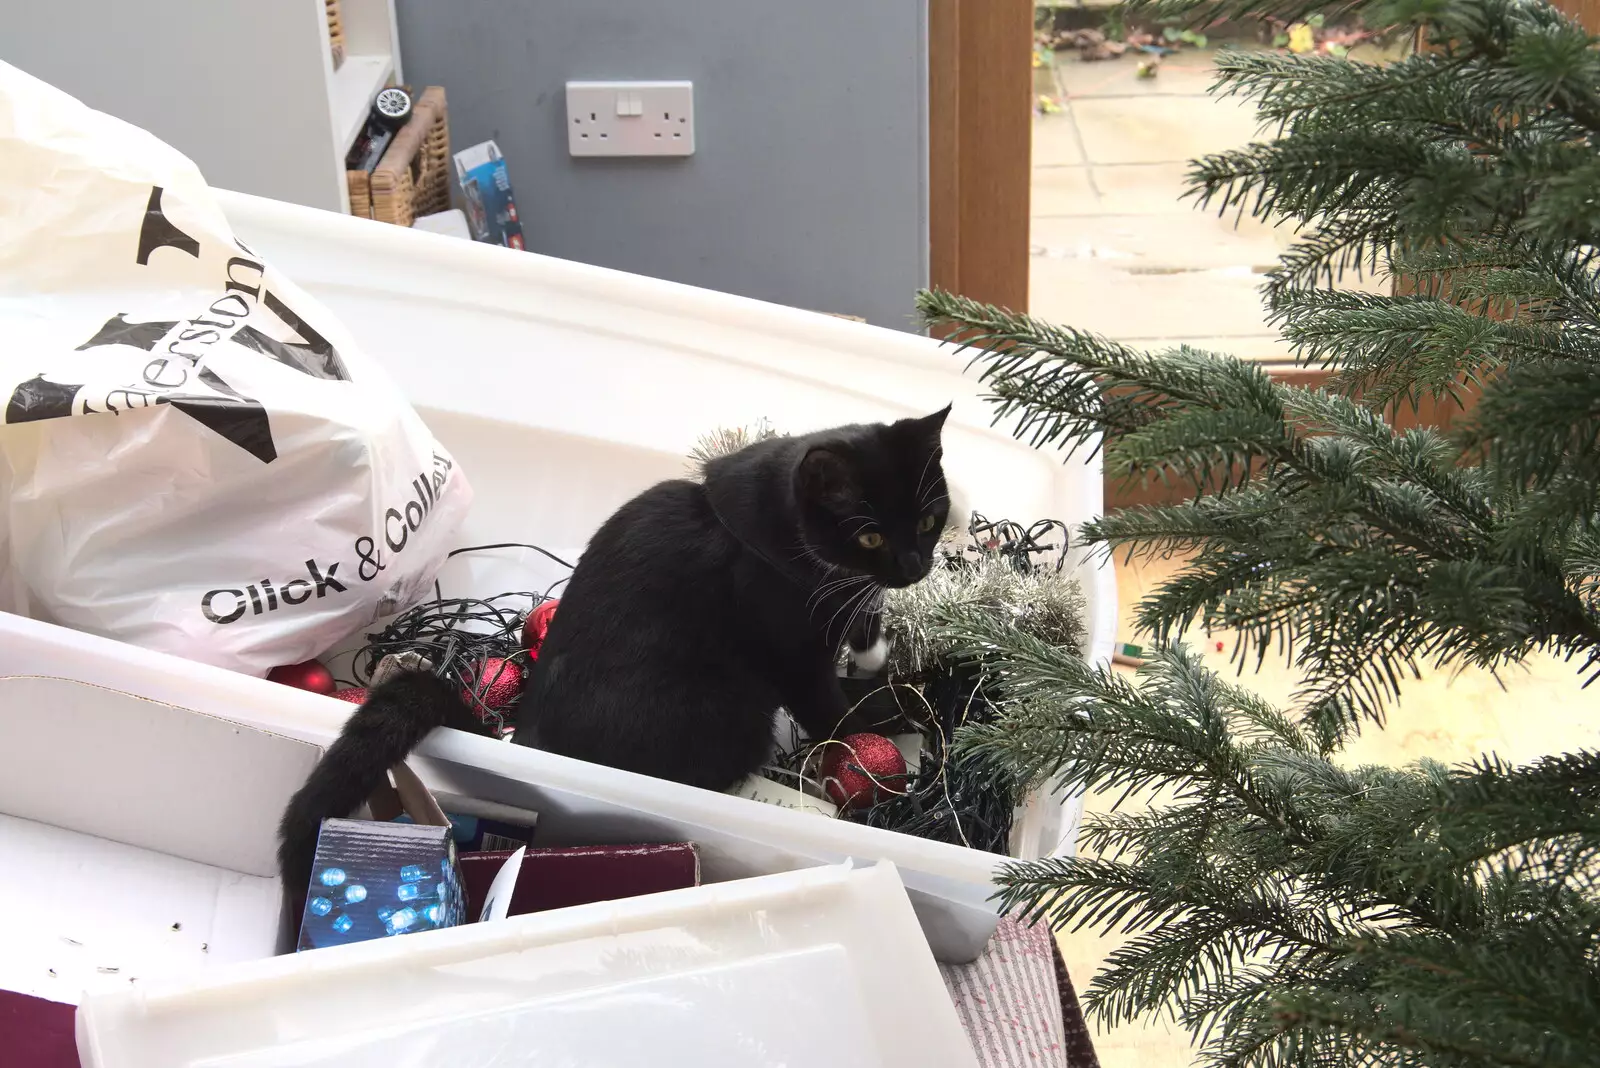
[394,0,928,330]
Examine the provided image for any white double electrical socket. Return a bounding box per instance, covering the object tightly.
[566,80,695,158]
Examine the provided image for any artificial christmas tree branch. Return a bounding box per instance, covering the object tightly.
[920,0,1600,1061]
[919,288,1600,727]
[942,639,1600,1066]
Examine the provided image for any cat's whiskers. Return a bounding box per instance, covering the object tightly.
[821,580,881,645]
[788,543,841,576]
[840,583,883,655]
[809,573,871,613]
[810,571,864,592]
[913,450,940,502]
[807,572,871,611]
[813,571,867,607]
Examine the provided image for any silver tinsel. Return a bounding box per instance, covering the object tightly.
[685,420,1083,677]
[686,418,781,476]
[882,554,1087,679]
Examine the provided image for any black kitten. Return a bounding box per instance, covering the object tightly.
[517,406,952,788]
[276,408,950,891]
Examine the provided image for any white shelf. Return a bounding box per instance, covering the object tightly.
[0,2,404,213]
[331,52,395,155]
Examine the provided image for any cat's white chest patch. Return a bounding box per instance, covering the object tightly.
[851,636,888,674]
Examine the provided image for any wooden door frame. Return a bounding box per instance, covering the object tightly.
[1556,0,1598,29]
[928,0,1034,314]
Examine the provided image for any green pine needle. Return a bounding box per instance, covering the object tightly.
[923,0,1600,1063]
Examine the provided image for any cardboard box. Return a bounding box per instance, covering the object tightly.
[458,842,700,919]
[452,140,524,249]
[298,757,532,949]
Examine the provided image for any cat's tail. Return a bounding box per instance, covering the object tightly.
[276,671,490,896]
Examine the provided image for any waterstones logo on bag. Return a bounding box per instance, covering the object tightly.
[3,186,348,463]
[199,452,456,625]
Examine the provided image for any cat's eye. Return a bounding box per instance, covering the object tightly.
[918,514,938,533]
[857,532,884,550]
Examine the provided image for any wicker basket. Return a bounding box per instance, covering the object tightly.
[346,86,451,227]
[326,0,345,69]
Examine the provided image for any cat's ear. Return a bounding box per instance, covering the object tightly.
[798,447,859,511]
[910,404,951,445]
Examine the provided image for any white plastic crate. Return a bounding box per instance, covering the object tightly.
[0,190,1115,964]
[2,609,1041,964]
[215,189,1116,862]
[0,672,974,1066]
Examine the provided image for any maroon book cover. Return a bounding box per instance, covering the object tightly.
[0,991,78,1068]
[459,843,700,919]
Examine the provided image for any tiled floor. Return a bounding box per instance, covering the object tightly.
[1036,46,1600,1068]
[1029,46,1299,363]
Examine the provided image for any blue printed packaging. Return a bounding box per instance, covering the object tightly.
[296,818,467,951]
[451,140,524,250]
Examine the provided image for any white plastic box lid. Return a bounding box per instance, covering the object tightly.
[0,672,976,1066]
[77,862,974,1068]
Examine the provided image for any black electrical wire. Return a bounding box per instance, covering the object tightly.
[346,543,573,735]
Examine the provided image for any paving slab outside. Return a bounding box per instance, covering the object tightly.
[1030,45,1298,363]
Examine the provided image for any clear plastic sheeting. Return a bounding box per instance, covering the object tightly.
[77,863,977,1068]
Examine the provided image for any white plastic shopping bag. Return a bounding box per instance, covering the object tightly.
[0,62,472,675]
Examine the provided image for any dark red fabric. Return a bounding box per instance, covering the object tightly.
[0,991,79,1068]
[458,842,700,919]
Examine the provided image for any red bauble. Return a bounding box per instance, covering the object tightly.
[267,659,337,696]
[461,656,523,713]
[331,687,369,704]
[521,599,559,658]
[820,733,908,810]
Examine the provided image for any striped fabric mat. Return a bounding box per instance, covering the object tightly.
[940,917,1101,1068]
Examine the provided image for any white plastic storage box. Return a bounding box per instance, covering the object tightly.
[214,188,1116,858]
[0,672,974,1066]
[77,861,972,1068]
[0,676,315,1004]
[0,192,1114,962]
[6,609,1051,964]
